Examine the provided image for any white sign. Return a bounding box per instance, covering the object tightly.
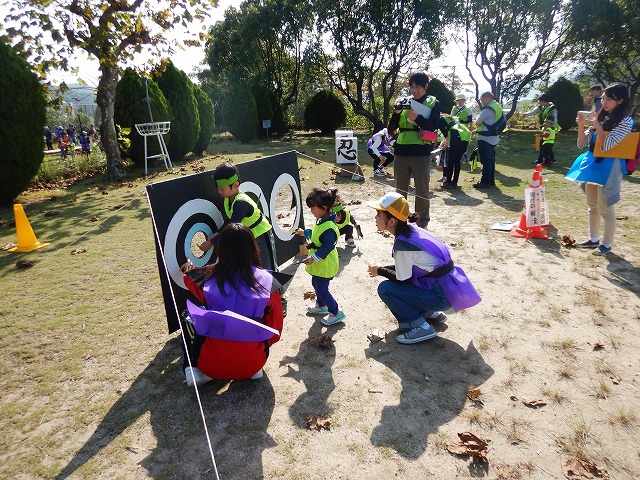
[524,187,550,227]
[335,129,353,138]
[335,136,358,164]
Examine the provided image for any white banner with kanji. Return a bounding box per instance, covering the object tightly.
[524,187,550,227]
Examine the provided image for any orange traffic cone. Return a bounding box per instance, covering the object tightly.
[510,166,549,239]
[7,204,50,252]
[510,207,549,239]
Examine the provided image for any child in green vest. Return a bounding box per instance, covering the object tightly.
[332,200,363,248]
[295,187,345,326]
[540,117,557,167]
[199,162,275,269]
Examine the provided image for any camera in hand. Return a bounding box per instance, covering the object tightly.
[394,98,412,110]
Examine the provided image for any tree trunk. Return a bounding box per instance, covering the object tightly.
[96,64,125,182]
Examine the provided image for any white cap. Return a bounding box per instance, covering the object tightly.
[455,94,466,100]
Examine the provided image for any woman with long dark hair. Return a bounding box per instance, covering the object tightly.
[566,83,634,256]
[181,223,284,387]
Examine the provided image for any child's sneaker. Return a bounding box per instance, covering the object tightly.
[396,323,437,344]
[373,169,383,176]
[321,310,345,326]
[185,366,213,387]
[346,238,356,247]
[307,305,329,315]
[379,167,387,175]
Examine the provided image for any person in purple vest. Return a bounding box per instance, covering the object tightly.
[366,192,481,344]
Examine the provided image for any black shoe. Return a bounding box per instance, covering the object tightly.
[473,182,492,189]
[575,239,600,248]
[532,159,543,164]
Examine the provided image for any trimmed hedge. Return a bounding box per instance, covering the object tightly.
[1,41,47,205]
[193,85,215,155]
[304,90,346,133]
[222,82,258,143]
[115,68,172,167]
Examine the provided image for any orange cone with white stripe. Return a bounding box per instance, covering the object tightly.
[510,166,549,239]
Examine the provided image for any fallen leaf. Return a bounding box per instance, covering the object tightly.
[1,243,16,251]
[101,190,109,194]
[367,329,386,343]
[303,291,316,300]
[467,388,483,402]
[510,395,518,401]
[615,215,628,220]
[112,204,124,210]
[15,260,34,268]
[43,210,60,217]
[561,235,576,247]
[589,342,605,351]
[446,432,490,462]
[521,398,546,408]
[368,389,383,394]
[305,413,331,431]
[71,248,88,255]
[90,216,99,222]
[562,456,609,479]
[610,375,621,385]
[310,335,335,349]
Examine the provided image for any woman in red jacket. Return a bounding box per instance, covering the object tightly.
[181,223,284,387]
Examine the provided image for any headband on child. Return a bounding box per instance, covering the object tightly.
[332,204,344,213]
[215,173,239,188]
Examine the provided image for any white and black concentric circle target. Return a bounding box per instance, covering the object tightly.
[163,199,224,289]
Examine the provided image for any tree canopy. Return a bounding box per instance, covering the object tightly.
[2,0,216,181]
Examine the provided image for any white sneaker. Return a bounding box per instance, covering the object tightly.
[185,366,213,387]
[250,369,264,380]
[374,169,384,176]
[379,167,387,175]
[346,238,356,247]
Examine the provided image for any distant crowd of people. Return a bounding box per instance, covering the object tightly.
[44,123,100,160]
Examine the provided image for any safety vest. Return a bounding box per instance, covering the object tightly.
[451,105,471,124]
[332,204,351,230]
[441,116,472,143]
[397,96,437,145]
[538,103,556,125]
[224,192,272,238]
[306,219,339,278]
[541,126,556,145]
[477,100,503,135]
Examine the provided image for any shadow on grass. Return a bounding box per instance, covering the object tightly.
[364,338,493,460]
[55,337,276,479]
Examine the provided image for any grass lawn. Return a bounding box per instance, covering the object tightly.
[1,129,639,479]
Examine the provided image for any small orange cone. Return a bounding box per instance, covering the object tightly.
[7,204,50,252]
[510,165,549,239]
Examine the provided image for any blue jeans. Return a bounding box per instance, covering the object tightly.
[312,276,339,314]
[478,140,496,185]
[378,280,451,328]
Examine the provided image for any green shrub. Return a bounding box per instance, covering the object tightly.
[193,85,215,155]
[546,77,584,131]
[304,90,346,133]
[115,68,172,167]
[221,82,258,143]
[0,41,47,205]
[154,61,200,160]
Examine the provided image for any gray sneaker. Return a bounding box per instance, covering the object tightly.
[396,323,437,344]
[423,311,447,324]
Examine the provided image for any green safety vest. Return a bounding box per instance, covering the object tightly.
[541,126,556,145]
[477,100,503,135]
[451,105,471,124]
[538,103,556,125]
[397,96,437,145]
[224,192,272,238]
[441,116,472,143]
[332,205,351,230]
[305,219,339,278]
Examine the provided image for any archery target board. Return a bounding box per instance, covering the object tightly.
[146,150,304,333]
